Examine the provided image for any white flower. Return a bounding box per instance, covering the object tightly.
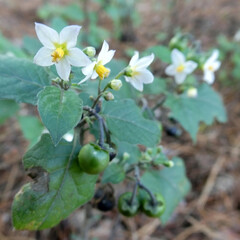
[187,87,198,98]
[203,50,221,84]
[124,51,154,92]
[80,41,115,84]
[165,49,198,84]
[34,23,91,81]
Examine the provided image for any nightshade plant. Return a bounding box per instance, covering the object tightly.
[0,23,227,230]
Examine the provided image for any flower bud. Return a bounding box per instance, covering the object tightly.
[163,160,174,168]
[156,146,162,153]
[103,91,114,101]
[110,79,122,91]
[83,46,96,57]
[124,66,134,77]
[146,148,153,155]
[187,87,198,98]
[123,152,130,160]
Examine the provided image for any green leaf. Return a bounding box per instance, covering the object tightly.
[0,56,51,105]
[102,99,160,147]
[22,36,42,56]
[164,84,227,141]
[0,99,19,124]
[102,163,125,184]
[141,157,191,224]
[18,116,44,148]
[38,86,83,145]
[145,45,171,63]
[12,134,98,230]
[143,77,167,95]
[116,141,141,165]
[50,16,67,32]
[0,32,27,58]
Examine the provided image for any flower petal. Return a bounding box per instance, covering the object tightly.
[78,74,92,85]
[136,69,154,84]
[184,61,198,74]
[33,47,54,66]
[59,25,81,48]
[66,48,91,67]
[175,73,187,84]
[55,58,71,81]
[35,23,59,49]
[165,65,176,76]
[172,49,185,66]
[205,49,220,66]
[101,50,115,65]
[98,40,109,62]
[129,51,139,66]
[82,61,96,76]
[210,49,219,61]
[203,71,215,84]
[213,61,221,71]
[135,53,154,69]
[91,71,98,79]
[125,76,143,91]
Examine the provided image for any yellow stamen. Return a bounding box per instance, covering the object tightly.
[95,65,110,80]
[176,64,185,73]
[51,48,65,63]
[208,65,214,71]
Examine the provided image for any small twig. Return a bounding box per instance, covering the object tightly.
[151,95,166,111]
[197,156,225,209]
[174,216,224,240]
[135,219,160,239]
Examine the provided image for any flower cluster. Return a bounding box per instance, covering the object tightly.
[33,23,155,92]
[165,48,221,85]
[34,23,221,95]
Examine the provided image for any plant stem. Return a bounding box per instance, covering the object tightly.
[114,69,126,79]
[103,120,111,144]
[83,106,105,148]
[98,78,102,95]
[134,166,157,205]
[130,181,138,206]
[91,93,103,109]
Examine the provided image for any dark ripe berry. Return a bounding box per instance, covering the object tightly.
[97,196,115,212]
[165,126,182,137]
[94,188,104,199]
[109,152,116,161]
[93,186,115,212]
